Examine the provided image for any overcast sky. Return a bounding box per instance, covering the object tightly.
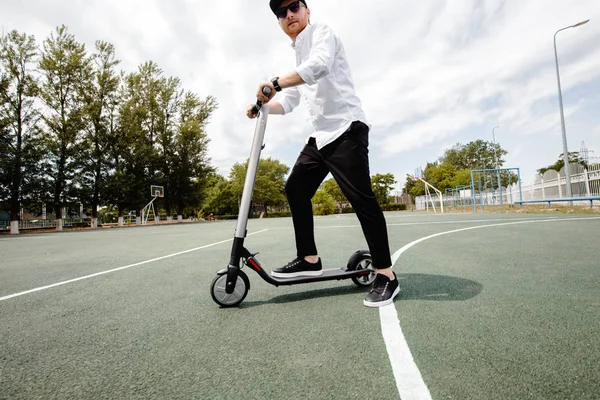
[2,0,599,192]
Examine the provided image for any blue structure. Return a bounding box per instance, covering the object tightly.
[470,168,523,212]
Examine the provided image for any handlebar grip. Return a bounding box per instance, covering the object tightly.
[251,87,273,115]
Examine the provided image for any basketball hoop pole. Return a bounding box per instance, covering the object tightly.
[141,196,157,225]
[141,185,164,225]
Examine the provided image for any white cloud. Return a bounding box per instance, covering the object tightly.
[2,0,599,189]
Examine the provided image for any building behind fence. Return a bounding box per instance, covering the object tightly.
[415,162,600,211]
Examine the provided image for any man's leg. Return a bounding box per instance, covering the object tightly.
[271,138,329,278]
[321,122,398,306]
[322,122,393,271]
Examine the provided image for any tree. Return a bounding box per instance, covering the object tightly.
[312,187,336,215]
[38,25,89,228]
[441,139,507,170]
[0,30,42,232]
[103,74,129,220]
[230,157,289,215]
[537,152,587,175]
[79,40,120,227]
[322,178,347,212]
[115,67,157,218]
[170,92,217,217]
[155,76,181,217]
[371,173,396,205]
[201,174,238,216]
[403,139,510,199]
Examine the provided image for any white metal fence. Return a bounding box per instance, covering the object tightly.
[415,163,600,211]
[0,218,92,231]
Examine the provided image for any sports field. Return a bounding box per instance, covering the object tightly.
[1,212,599,399]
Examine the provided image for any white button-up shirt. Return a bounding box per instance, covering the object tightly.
[278,23,368,150]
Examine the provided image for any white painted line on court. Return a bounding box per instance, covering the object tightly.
[379,305,432,400]
[0,229,268,302]
[0,236,54,240]
[312,216,560,230]
[380,216,600,400]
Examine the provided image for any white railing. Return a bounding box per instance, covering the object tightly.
[415,163,600,210]
[0,218,93,231]
[519,163,600,204]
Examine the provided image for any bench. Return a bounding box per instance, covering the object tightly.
[515,196,600,208]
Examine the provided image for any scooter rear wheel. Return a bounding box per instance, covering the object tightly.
[211,270,250,307]
[347,250,377,287]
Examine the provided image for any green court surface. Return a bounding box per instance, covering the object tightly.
[1,213,599,399]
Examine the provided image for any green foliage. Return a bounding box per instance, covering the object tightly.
[403,139,509,198]
[229,157,289,214]
[264,211,292,218]
[77,40,121,218]
[537,152,587,175]
[0,24,219,222]
[312,188,337,215]
[170,93,217,215]
[0,30,43,220]
[98,204,118,223]
[341,203,406,213]
[371,173,396,205]
[321,178,347,211]
[441,139,507,171]
[38,25,90,218]
[381,203,407,211]
[201,174,238,216]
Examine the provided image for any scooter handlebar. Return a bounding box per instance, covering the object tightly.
[251,87,272,115]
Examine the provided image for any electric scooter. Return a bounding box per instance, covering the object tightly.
[210,88,376,307]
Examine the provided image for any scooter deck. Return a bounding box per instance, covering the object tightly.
[265,267,371,286]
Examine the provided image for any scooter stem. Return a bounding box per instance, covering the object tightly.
[234,104,270,239]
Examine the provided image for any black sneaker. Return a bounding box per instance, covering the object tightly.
[363,272,400,307]
[271,257,323,278]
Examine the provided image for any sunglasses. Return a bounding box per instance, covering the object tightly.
[276,1,303,19]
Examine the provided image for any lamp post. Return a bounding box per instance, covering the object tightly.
[554,19,590,200]
[492,125,502,205]
[492,125,500,170]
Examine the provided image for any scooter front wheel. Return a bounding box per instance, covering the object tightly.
[211,270,250,307]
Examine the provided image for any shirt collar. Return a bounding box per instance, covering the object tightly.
[290,23,313,49]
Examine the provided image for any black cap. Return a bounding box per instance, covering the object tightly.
[270,0,307,16]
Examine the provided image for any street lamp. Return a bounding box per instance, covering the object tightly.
[492,125,502,205]
[492,125,500,170]
[554,19,590,199]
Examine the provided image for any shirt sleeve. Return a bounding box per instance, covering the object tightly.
[295,24,336,86]
[277,86,301,114]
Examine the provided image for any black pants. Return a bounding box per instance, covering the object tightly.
[285,121,392,269]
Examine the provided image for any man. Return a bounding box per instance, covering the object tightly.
[246,0,399,308]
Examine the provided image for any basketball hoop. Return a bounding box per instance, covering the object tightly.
[151,185,164,198]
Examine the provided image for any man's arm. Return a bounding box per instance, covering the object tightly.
[257,73,305,103]
[294,24,336,86]
[276,71,305,90]
[248,86,300,118]
[257,24,336,103]
[268,102,285,115]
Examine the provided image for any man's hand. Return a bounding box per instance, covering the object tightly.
[246,104,258,119]
[256,82,276,103]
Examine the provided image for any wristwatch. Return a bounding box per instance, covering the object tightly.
[271,77,282,92]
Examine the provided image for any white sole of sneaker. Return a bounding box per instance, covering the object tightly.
[271,270,323,278]
[363,287,400,308]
